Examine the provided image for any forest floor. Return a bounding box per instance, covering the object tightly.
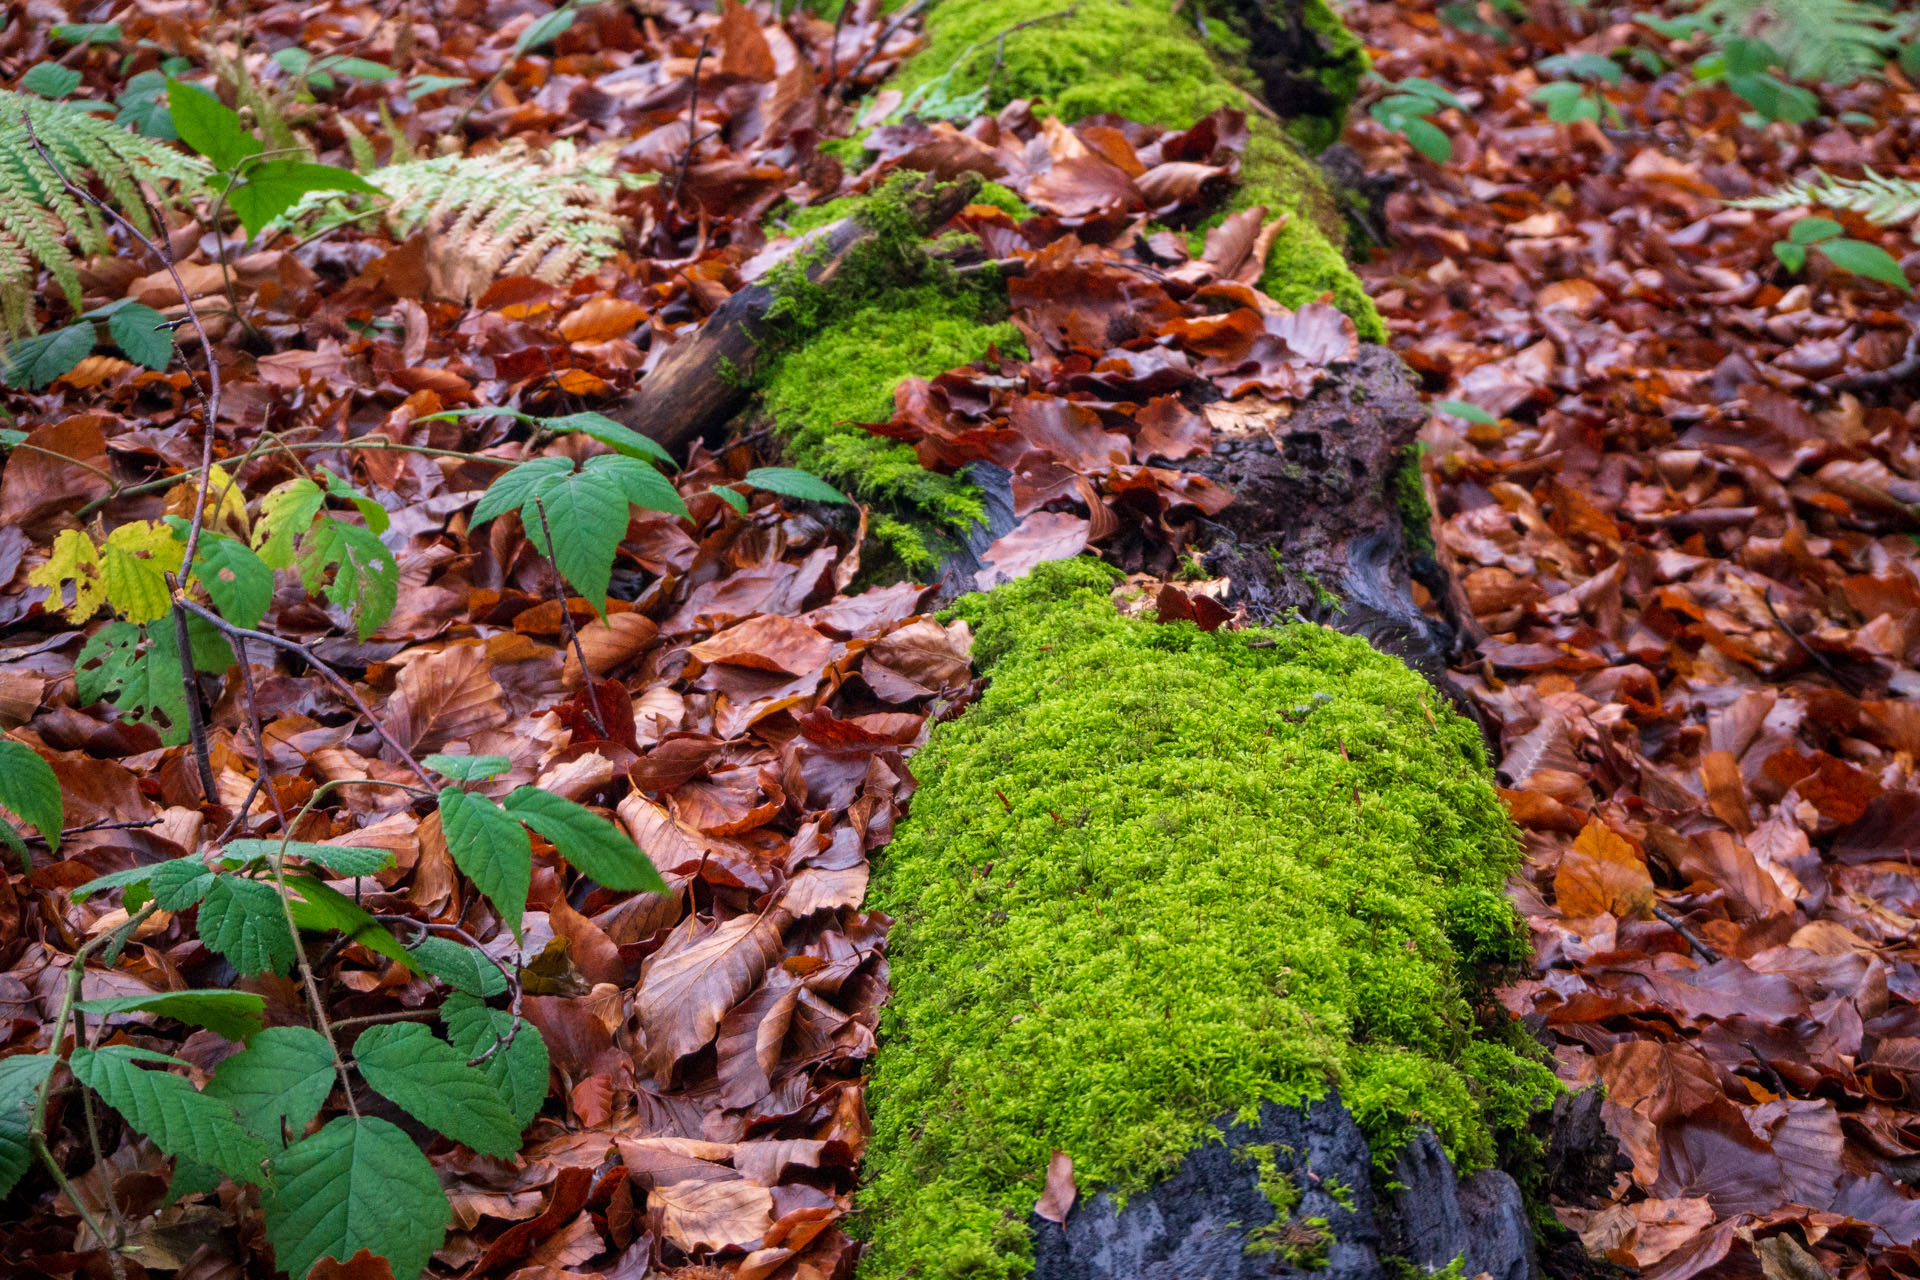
[1347,1,1920,1275]
[3,0,1920,1278]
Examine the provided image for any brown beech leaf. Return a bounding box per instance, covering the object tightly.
[384,642,511,755]
[688,613,835,676]
[650,1177,774,1253]
[636,908,790,1084]
[1034,1151,1077,1224]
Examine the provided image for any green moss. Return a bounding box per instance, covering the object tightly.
[1391,445,1436,558]
[751,175,1029,569]
[858,560,1553,1279]
[1244,1144,1300,1218]
[888,0,1385,338]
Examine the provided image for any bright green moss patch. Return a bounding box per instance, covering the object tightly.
[888,0,1385,337]
[859,560,1553,1279]
[755,175,1025,571]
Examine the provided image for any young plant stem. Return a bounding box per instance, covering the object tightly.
[168,595,221,803]
[663,33,713,230]
[175,600,437,787]
[27,903,160,1266]
[22,119,229,798]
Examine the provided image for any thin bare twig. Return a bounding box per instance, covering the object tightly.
[22,116,227,799]
[664,33,714,228]
[1653,904,1725,964]
[836,0,929,98]
[175,600,436,787]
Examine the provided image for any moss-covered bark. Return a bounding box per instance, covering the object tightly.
[887,0,1383,336]
[855,562,1553,1279]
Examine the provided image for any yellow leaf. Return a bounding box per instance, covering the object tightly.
[167,464,250,537]
[100,521,185,625]
[26,529,104,622]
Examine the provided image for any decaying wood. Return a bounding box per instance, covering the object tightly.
[614,171,982,454]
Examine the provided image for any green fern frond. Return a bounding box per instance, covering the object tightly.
[287,141,642,290]
[0,89,211,334]
[1732,168,1920,225]
[1697,0,1896,83]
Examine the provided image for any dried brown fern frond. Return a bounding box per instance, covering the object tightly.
[287,140,646,300]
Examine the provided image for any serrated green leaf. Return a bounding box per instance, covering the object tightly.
[0,739,61,854]
[22,63,83,97]
[441,994,550,1128]
[166,1157,224,1204]
[149,857,217,909]
[254,478,326,570]
[504,787,667,893]
[223,839,393,878]
[472,456,571,527]
[423,753,512,782]
[230,161,376,237]
[351,1022,524,1156]
[710,486,750,515]
[205,1026,337,1141]
[108,303,174,371]
[199,875,297,977]
[283,875,412,969]
[0,1056,55,1197]
[71,856,185,903]
[526,467,630,610]
[1819,238,1913,292]
[70,1045,268,1181]
[75,621,192,746]
[3,323,94,390]
[437,788,531,941]
[405,936,507,997]
[264,1115,450,1280]
[0,823,24,868]
[116,70,176,139]
[744,467,850,505]
[316,467,391,534]
[192,534,276,629]
[166,78,261,172]
[548,412,678,467]
[296,516,396,640]
[586,452,689,518]
[76,990,266,1042]
[1775,240,1809,273]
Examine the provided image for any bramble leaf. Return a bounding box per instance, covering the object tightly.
[69,1045,268,1181]
[351,1022,524,1156]
[0,739,62,855]
[438,786,532,940]
[405,935,507,997]
[744,466,849,505]
[442,994,550,1127]
[0,1056,54,1196]
[192,534,275,629]
[254,478,326,570]
[423,753,512,782]
[75,989,266,1042]
[108,302,174,370]
[205,1026,337,1141]
[296,516,397,640]
[198,874,298,977]
[504,786,667,892]
[264,1116,450,1280]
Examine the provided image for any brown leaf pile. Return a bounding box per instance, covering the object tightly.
[0,0,1368,1277]
[1348,0,1920,1273]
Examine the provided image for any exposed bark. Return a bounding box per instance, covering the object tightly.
[610,172,980,455]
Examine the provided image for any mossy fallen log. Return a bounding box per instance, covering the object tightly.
[856,562,1557,1278]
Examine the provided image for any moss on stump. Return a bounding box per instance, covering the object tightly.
[856,561,1553,1279]
[887,0,1384,336]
